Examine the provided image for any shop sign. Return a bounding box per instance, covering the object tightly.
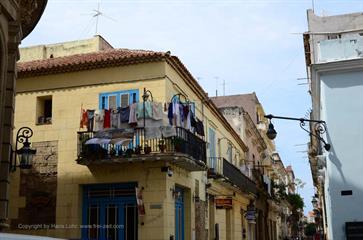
[215,198,233,209]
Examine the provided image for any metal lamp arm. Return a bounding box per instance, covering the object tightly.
[264,114,331,151]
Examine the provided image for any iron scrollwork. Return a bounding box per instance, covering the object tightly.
[264,114,331,151]
[299,121,331,151]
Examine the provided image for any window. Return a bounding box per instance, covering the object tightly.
[99,89,138,110]
[36,95,52,124]
[208,127,216,169]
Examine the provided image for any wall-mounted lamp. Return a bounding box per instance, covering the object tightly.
[264,114,331,151]
[10,127,37,172]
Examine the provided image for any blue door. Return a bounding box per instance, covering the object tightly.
[175,187,184,240]
[82,183,138,240]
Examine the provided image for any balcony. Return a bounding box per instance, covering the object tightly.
[223,159,257,195]
[207,157,224,179]
[77,127,206,171]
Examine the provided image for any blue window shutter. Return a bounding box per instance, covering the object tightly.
[99,89,139,110]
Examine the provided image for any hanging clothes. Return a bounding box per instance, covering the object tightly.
[119,106,130,123]
[191,115,197,129]
[87,110,95,132]
[111,109,119,129]
[152,102,163,120]
[103,109,111,129]
[185,110,192,131]
[168,102,173,125]
[195,119,205,136]
[160,126,177,138]
[183,105,189,121]
[80,109,88,129]
[136,102,152,119]
[129,103,138,127]
[144,127,162,140]
[178,103,184,126]
[94,109,104,132]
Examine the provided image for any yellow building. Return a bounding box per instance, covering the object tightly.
[7,36,258,240]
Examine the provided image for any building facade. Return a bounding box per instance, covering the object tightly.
[0,0,47,230]
[211,94,294,240]
[7,37,258,240]
[304,9,363,240]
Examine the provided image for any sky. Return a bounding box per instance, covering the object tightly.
[21,0,363,214]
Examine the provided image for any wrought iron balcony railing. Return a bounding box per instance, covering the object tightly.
[77,127,206,170]
[207,157,223,178]
[223,158,257,195]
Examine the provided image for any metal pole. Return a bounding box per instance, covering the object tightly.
[264,114,325,123]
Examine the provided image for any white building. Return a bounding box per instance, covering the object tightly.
[304,9,363,240]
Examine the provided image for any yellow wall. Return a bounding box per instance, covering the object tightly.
[19,35,113,62]
[10,60,251,239]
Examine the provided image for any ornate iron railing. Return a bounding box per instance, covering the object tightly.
[77,127,206,164]
[223,159,257,195]
[207,157,224,178]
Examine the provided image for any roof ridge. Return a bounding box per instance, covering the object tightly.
[18,48,166,65]
[210,93,255,98]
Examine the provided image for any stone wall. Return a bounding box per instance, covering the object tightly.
[11,141,58,228]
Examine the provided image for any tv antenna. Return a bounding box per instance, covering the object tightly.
[82,1,117,36]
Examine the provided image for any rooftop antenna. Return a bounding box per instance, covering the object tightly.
[94,2,101,35]
[214,76,219,97]
[82,0,117,36]
[222,79,226,96]
[220,79,229,96]
[312,0,315,12]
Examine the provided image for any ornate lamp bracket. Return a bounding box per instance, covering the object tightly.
[264,114,331,151]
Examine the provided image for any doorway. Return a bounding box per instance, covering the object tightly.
[175,187,185,240]
[82,183,138,240]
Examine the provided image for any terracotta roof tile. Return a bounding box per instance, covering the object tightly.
[17,48,168,77]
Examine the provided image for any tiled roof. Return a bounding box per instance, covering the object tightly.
[211,93,259,124]
[17,48,169,77]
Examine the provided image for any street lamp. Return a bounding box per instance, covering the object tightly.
[264,114,331,151]
[10,127,37,172]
